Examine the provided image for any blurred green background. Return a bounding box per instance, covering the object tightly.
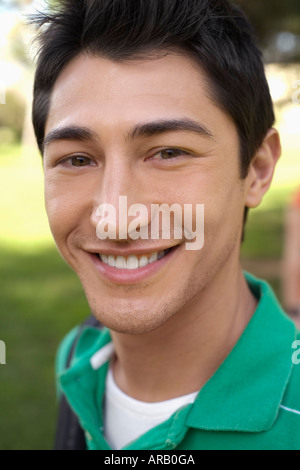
[0,0,300,450]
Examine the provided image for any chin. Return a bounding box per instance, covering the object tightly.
[86,291,180,335]
[81,265,203,334]
[90,305,170,335]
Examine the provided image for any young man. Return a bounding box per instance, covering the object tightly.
[32,0,300,450]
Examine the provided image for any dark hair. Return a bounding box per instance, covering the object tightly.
[31,0,274,179]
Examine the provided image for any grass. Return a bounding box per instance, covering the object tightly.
[0,141,298,449]
[0,144,92,449]
[0,245,91,449]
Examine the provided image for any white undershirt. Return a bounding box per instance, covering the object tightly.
[103,367,198,450]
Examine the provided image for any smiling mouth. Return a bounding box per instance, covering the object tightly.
[96,247,173,270]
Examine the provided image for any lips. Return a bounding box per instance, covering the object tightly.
[97,248,172,270]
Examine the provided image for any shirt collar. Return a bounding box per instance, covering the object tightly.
[185,272,297,432]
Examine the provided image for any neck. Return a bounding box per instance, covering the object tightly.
[110,264,257,402]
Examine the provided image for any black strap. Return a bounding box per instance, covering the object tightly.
[53,315,102,450]
[53,394,87,450]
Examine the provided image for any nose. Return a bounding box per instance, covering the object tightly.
[90,157,152,241]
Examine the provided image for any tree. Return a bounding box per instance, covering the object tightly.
[235,0,300,44]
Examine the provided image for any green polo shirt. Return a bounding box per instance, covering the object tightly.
[56,273,300,450]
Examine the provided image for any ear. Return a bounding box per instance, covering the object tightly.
[245,129,281,208]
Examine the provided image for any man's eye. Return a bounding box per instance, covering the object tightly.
[65,155,93,167]
[156,149,188,159]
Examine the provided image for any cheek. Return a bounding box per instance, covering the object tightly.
[184,173,245,254]
[179,194,244,290]
[203,187,246,256]
[44,175,91,245]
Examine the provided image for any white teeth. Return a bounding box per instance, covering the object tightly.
[99,250,168,269]
[127,255,139,270]
[102,254,108,264]
[115,256,126,269]
[108,255,115,267]
[138,256,148,268]
[149,253,158,263]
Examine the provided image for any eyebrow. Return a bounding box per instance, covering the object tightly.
[42,118,214,152]
[127,119,214,141]
[42,126,98,152]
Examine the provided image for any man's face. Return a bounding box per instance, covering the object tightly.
[43,52,250,334]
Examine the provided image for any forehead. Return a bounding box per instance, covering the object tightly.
[45,52,236,142]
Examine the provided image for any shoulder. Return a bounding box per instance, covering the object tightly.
[55,315,103,397]
[55,325,81,399]
[285,330,300,402]
[56,315,103,374]
[279,330,300,423]
[55,325,81,378]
